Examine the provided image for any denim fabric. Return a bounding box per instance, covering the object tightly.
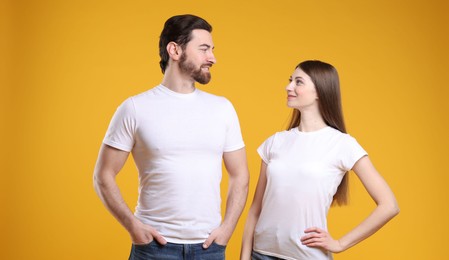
[251,250,285,260]
[129,241,226,260]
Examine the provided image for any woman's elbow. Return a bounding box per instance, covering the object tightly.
[387,201,400,219]
[392,203,400,217]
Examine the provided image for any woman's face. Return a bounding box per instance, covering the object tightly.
[286,68,318,110]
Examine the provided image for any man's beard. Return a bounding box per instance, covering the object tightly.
[179,53,212,84]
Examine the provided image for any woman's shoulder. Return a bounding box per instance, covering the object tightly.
[261,129,296,145]
[325,128,365,153]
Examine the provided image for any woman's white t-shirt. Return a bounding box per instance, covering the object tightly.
[254,126,367,260]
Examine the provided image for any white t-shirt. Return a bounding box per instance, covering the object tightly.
[254,126,367,260]
[103,84,245,243]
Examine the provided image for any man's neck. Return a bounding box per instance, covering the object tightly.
[161,68,196,94]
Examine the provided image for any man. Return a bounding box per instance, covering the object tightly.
[93,14,249,259]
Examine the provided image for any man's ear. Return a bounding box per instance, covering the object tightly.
[167,42,182,61]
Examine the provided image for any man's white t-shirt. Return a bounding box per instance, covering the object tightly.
[103,84,245,243]
[254,126,367,260]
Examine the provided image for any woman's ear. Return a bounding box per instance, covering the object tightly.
[167,42,181,61]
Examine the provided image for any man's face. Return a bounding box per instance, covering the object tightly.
[179,29,216,84]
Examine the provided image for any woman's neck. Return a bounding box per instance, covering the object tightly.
[297,110,327,132]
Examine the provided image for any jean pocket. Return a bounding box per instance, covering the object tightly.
[133,239,155,247]
[211,241,227,249]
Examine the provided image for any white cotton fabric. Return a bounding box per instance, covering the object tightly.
[103,84,245,243]
[254,126,367,260]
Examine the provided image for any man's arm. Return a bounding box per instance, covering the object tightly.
[93,144,166,245]
[203,147,249,248]
[240,161,267,260]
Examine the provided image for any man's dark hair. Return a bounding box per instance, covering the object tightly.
[159,14,212,73]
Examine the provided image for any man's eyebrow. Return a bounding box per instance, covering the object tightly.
[199,44,214,49]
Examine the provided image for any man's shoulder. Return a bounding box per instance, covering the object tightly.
[196,89,232,106]
[126,86,160,103]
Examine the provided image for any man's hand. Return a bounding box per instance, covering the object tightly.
[202,225,232,249]
[130,221,167,246]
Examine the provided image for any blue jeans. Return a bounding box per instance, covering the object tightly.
[129,241,226,260]
[251,251,285,260]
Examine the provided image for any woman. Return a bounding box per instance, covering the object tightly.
[241,60,399,260]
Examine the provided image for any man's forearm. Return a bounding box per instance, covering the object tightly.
[94,173,138,232]
[221,172,249,236]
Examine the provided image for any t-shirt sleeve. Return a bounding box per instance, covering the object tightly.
[340,135,368,171]
[257,134,276,164]
[102,98,137,152]
[223,100,245,152]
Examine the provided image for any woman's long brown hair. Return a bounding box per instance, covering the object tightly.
[287,60,348,206]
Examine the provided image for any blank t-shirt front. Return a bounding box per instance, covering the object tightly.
[254,126,366,260]
[103,85,245,243]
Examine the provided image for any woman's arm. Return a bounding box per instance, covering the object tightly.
[240,161,268,260]
[301,155,399,253]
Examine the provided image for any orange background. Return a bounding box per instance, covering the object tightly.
[1,0,448,259]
